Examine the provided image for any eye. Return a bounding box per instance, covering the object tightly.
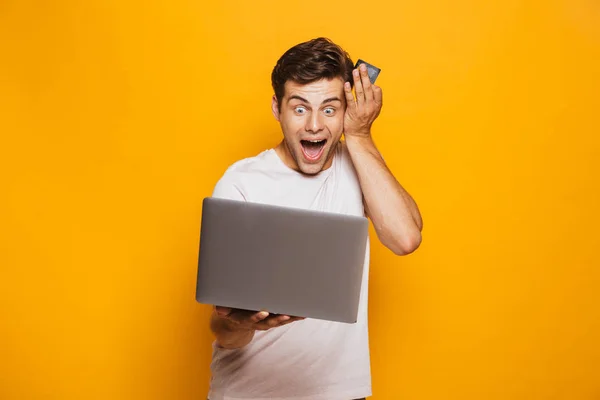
[323,107,336,116]
[294,106,307,114]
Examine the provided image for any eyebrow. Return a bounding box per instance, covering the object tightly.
[288,95,342,105]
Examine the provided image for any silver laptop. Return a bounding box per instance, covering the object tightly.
[195,197,369,323]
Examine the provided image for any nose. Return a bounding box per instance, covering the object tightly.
[305,111,325,133]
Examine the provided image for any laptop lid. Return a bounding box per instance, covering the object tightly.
[195,197,369,323]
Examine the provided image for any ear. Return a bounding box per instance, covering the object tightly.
[271,95,280,122]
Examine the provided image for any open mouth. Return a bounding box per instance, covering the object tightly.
[300,139,327,161]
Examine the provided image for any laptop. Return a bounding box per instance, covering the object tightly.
[195,197,369,323]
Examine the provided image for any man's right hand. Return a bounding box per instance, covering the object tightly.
[210,306,304,349]
[214,306,304,331]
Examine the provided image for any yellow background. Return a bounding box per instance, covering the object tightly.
[1,0,599,399]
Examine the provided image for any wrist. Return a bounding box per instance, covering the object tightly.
[344,130,371,140]
[218,324,255,349]
[212,316,255,349]
[345,134,378,153]
[216,329,255,349]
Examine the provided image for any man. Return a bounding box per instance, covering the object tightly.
[207,37,423,400]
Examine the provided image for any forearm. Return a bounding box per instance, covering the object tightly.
[210,312,255,349]
[345,135,423,255]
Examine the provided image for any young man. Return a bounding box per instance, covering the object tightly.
[207,37,423,400]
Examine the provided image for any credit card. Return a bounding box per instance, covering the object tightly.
[354,59,381,84]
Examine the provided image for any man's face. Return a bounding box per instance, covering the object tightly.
[272,78,346,175]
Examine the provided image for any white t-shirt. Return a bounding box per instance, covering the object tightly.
[207,141,372,400]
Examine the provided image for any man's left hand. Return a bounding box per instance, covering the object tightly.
[343,63,383,139]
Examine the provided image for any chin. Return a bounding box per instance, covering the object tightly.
[297,162,325,175]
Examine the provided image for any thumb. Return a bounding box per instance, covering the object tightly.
[214,306,232,317]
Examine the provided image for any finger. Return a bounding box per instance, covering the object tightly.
[227,309,261,324]
[352,68,364,105]
[255,314,291,330]
[278,317,303,327]
[359,63,374,101]
[271,315,306,327]
[248,311,270,324]
[373,85,383,106]
[344,81,355,107]
[214,306,232,317]
[269,314,291,326]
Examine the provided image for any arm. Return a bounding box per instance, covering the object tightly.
[343,64,423,255]
[345,135,422,255]
[210,307,303,349]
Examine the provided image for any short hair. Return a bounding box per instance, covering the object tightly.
[271,37,354,108]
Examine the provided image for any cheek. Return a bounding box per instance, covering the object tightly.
[279,113,297,128]
[281,117,305,137]
[326,115,344,133]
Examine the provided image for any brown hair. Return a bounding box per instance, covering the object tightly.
[271,37,354,108]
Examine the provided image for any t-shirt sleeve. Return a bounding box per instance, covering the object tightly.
[211,172,246,201]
